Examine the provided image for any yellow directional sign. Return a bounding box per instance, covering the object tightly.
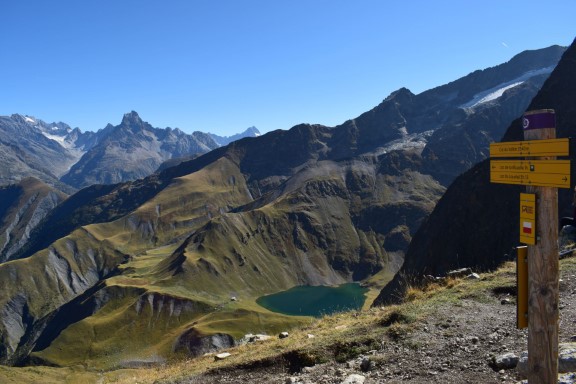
[490,138,569,158]
[520,193,536,245]
[490,160,571,188]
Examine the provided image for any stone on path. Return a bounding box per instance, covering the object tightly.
[492,352,519,370]
[517,342,576,378]
[341,374,365,384]
[518,372,576,384]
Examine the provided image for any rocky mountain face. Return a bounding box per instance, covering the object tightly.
[0,45,567,368]
[59,111,221,189]
[360,45,565,187]
[0,178,68,263]
[0,112,260,191]
[374,39,576,306]
[0,115,80,193]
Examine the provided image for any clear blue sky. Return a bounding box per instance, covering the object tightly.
[1,1,574,136]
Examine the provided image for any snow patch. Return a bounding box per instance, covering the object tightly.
[460,65,555,110]
[38,131,87,175]
[376,130,434,155]
[40,132,67,146]
[471,82,524,106]
[24,117,35,123]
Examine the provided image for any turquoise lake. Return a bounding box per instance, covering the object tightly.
[256,283,368,317]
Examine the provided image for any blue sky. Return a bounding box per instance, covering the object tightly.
[1,1,574,136]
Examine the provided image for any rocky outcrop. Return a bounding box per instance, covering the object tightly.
[173,329,235,357]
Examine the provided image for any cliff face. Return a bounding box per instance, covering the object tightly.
[374,39,576,306]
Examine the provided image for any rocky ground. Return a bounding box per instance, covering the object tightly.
[159,254,576,384]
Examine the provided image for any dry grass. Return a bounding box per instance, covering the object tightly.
[97,259,525,384]
[0,257,536,384]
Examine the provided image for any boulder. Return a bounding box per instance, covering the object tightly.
[492,352,519,370]
[242,333,272,343]
[517,342,576,378]
[342,374,365,384]
[518,372,576,384]
[173,329,235,357]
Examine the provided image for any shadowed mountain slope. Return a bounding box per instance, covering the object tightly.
[0,178,68,263]
[374,38,576,305]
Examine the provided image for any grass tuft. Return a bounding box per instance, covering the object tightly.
[333,338,381,363]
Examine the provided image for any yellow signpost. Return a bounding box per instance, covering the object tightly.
[489,110,573,382]
[490,159,570,188]
[490,138,569,158]
[519,193,536,245]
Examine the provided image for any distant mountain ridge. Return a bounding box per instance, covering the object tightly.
[209,126,260,146]
[0,112,261,190]
[60,111,217,189]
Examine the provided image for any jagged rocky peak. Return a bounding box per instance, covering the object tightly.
[120,110,146,129]
[10,113,36,125]
[9,113,75,138]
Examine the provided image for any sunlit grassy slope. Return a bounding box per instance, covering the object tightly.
[1,144,443,370]
[29,156,402,369]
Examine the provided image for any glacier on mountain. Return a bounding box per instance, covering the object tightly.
[459,65,555,109]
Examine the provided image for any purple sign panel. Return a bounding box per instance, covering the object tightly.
[522,109,556,130]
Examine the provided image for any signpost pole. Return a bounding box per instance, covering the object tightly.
[523,109,559,383]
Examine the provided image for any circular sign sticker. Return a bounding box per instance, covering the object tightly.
[522,117,530,129]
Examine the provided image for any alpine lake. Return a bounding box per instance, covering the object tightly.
[256,283,368,317]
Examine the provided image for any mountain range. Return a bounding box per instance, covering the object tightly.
[0,44,568,369]
[0,112,260,191]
